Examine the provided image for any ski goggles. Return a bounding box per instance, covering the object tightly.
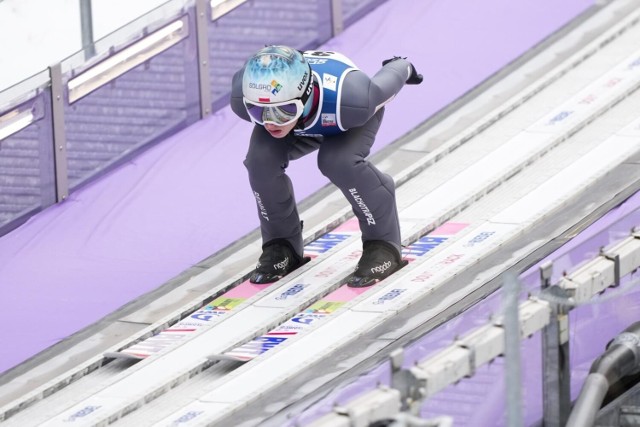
[243,98,305,126]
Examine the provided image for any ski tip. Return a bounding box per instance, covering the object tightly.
[249,271,281,285]
[103,351,145,361]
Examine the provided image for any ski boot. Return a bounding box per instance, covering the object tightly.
[249,239,310,284]
[347,240,408,288]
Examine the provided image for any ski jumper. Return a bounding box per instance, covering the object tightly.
[230,50,413,257]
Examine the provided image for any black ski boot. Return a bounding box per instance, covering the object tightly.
[348,240,407,288]
[250,239,310,284]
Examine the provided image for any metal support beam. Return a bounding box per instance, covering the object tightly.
[48,64,69,202]
[540,261,571,427]
[195,0,212,118]
[503,271,523,427]
[601,249,621,287]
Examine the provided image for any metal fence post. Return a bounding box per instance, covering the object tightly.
[48,63,69,202]
[330,0,344,37]
[195,0,212,118]
[504,271,524,427]
[540,261,571,427]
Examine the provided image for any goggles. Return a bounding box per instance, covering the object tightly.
[243,98,305,126]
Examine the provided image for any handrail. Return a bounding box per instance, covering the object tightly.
[211,0,248,20]
[0,0,376,237]
[67,17,189,104]
[389,228,640,421]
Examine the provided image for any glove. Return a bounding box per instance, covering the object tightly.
[382,56,423,85]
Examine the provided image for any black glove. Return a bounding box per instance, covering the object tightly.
[382,56,423,85]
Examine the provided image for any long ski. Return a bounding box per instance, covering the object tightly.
[105,220,360,360]
[212,222,469,362]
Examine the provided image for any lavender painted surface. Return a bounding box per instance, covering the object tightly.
[0,0,594,374]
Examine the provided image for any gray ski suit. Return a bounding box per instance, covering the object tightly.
[230,50,415,257]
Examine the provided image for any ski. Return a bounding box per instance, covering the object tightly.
[212,222,469,362]
[105,219,360,360]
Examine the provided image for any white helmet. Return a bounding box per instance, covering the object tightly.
[242,46,313,126]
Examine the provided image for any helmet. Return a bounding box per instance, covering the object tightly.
[242,46,312,103]
[242,46,313,126]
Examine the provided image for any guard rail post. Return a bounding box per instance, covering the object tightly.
[48,63,69,202]
[503,271,523,427]
[540,261,571,427]
[195,0,212,118]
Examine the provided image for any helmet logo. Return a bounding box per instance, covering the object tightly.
[271,79,283,95]
[297,71,308,91]
[249,83,271,91]
[248,80,283,97]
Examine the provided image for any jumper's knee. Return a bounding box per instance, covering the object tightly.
[244,153,286,183]
[317,151,360,185]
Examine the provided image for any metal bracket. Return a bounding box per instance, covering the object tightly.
[392,366,425,413]
[390,349,422,412]
[540,260,554,289]
[455,340,476,378]
[601,249,621,287]
[390,348,404,372]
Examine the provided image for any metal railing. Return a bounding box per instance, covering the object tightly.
[0,0,387,236]
[305,226,640,426]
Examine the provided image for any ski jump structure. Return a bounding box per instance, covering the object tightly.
[3,1,640,426]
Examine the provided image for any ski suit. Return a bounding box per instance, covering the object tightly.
[230,50,413,257]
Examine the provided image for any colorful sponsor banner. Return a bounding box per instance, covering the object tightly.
[222,223,468,361]
[222,298,353,361]
[115,290,252,359]
[354,222,517,313]
[302,232,352,258]
[111,221,359,360]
